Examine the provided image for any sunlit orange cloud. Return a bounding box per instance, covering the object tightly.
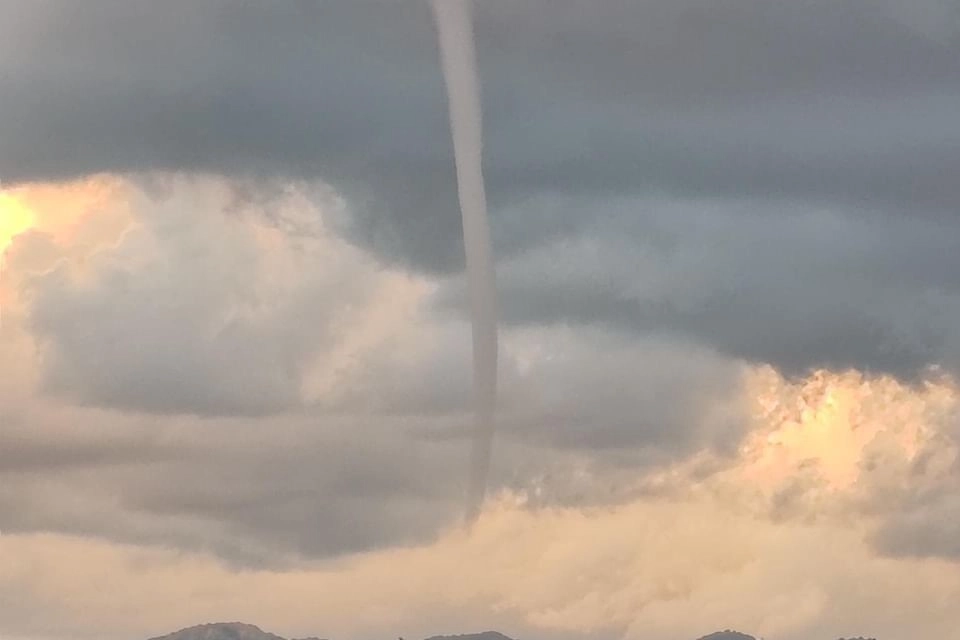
[0,176,133,336]
[0,176,132,287]
[0,191,35,254]
[7,175,127,245]
[739,366,959,494]
[0,191,37,325]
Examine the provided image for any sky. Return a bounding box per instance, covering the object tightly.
[2,1,960,639]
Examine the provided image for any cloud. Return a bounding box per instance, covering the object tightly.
[4,2,960,378]
[23,176,425,416]
[0,174,752,566]
[4,1,960,233]
[2,494,960,640]
[3,4,960,638]
[0,403,467,567]
[462,196,960,377]
[337,319,745,455]
[7,223,960,640]
[874,491,960,560]
[5,175,960,566]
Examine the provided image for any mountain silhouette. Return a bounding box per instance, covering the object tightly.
[146,622,873,640]
[425,633,515,640]
[147,622,323,640]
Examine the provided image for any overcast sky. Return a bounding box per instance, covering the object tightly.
[2,2,960,640]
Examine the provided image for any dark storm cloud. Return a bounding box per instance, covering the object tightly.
[499,332,746,454]
[0,411,182,473]
[873,490,960,560]
[867,416,960,562]
[5,1,960,231]
[0,409,468,566]
[337,318,746,454]
[5,0,960,376]
[0,384,743,566]
[107,422,462,564]
[468,197,960,378]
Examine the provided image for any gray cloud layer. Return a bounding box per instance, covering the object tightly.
[3,174,750,566]
[4,0,960,378]
[4,0,960,571]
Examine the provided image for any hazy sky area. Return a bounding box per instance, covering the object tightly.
[2,2,960,639]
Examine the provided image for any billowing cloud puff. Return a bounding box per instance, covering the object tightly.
[0,175,750,565]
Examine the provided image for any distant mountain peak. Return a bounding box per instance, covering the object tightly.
[147,622,289,640]
[696,632,757,640]
[150,623,823,640]
[424,633,515,640]
[148,626,514,640]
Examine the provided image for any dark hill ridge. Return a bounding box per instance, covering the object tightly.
[146,623,873,640]
[147,623,284,640]
[426,634,515,640]
[147,622,322,640]
[696,633,756,640]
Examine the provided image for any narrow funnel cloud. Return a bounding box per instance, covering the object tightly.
[431,0,498,524]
